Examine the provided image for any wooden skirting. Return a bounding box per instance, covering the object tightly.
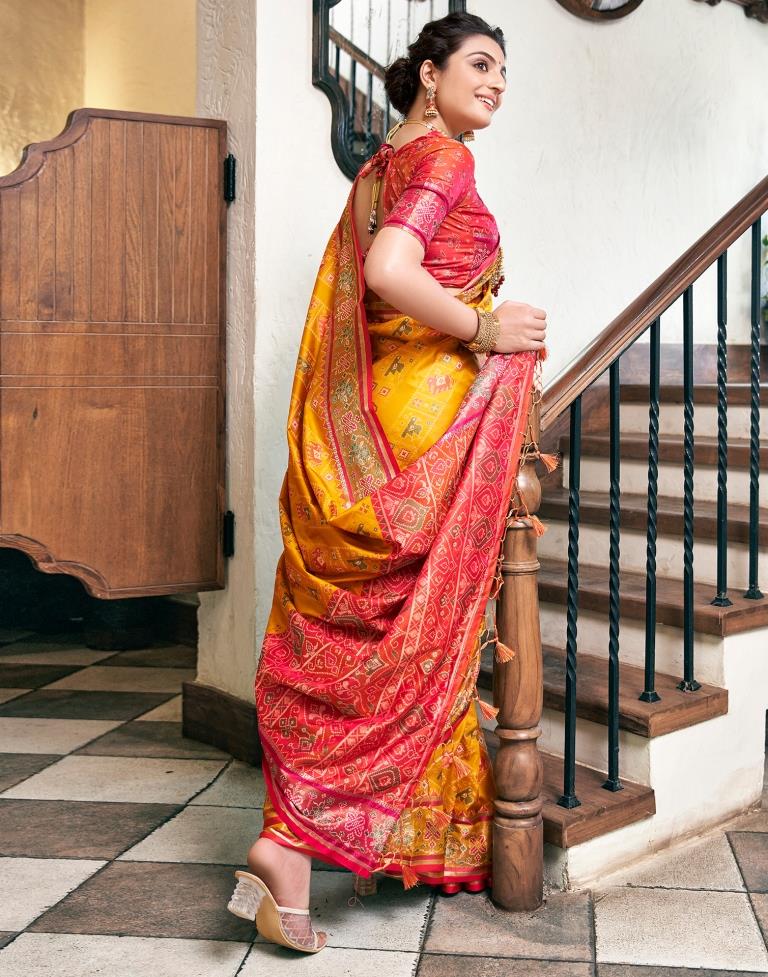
[182,680,260,764]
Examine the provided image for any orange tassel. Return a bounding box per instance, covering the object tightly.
[477,698,499,721]
[494,641,516,663]
[430,808,452,830]
[538,452,560,473]
[529,514,547,537]
[441,751,472,778]
[401,863,420,890]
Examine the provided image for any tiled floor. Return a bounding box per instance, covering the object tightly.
[0,627,767,976]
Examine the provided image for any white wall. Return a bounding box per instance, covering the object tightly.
[196,0,768,701]
[473,0,768,382]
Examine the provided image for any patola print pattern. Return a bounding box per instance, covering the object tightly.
[255,141,540,876]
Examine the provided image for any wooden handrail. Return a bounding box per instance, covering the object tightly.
[541,173,768,432]
[328,26,386,81]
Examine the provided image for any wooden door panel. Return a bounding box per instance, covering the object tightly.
[0,109,227,598]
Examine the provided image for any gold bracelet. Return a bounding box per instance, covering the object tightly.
[465,308,500,354]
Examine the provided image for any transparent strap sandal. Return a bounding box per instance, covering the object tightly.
[227,870,326,953]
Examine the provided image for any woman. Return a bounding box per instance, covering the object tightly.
[227,12,547,953]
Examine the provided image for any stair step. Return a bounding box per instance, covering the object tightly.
[539,487,768,546]
[559,433,768,470]
[479,645,728,738]
[621,382,768,406]
[538,558,768,637]
[483,731,656,848]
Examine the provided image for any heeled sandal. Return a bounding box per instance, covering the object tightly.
[227,870,326,953]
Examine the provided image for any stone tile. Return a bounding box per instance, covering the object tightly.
[259,873,430,952]
[0,689,29,704]
[424,890,593,961]
[101,645,197,668]
[0,662,82,689]
[0,857,104,929]
[598,967,768,977]
[602,834,744,891]
[751,892,768,946]
[418,956,594,976]
[190,759,266,808]
[43,665,196,694]
[0,628,34,645]
[118,805,261,864]
[729,832,768,892]
[241,945,418,977]
[0,649,114,665]
[0,717,121,754]
[0,933,250,977]
[27,861,255,942]
[0,798,181,858]
[1,755,226,804]
[74,720,228,759]
[0,754,60,793]
[135,694,182,722]
[13,631,92,649]
[593,887,768,970]
[0,689,175,721]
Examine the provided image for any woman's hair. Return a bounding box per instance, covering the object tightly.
[384,12,505,115]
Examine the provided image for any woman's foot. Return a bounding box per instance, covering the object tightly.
[245,838,327,950]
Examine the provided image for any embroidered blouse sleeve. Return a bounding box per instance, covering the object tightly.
[382,140,474,250]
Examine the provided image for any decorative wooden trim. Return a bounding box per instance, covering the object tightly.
[182,680,261,764]
[554,0,645,21]
[541,173,768,430]
[691,0,768,24]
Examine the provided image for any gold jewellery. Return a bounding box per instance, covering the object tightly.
[464,308,501,355]
[424,83,438,119]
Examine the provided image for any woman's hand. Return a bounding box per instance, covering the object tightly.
[491,301,547,354]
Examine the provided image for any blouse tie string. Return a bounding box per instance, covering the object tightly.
[359,142,395,236]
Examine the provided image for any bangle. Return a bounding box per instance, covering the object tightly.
[464,308,500,354]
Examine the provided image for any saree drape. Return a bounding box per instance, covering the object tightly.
[254,157,541,887]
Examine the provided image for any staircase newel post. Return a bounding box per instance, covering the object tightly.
[491,398,544,911]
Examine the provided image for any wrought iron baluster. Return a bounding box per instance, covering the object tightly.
[559,396,582,809]
[744,220,764,600]
[640,317,661,703]
[712,252,732,607]
[334,43,340,82]
[679,286,701,692]
[604,361,623,791]
[366,70,373,144]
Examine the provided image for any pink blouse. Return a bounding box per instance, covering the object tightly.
[362,130,500,288]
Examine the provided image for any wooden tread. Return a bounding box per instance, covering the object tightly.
[483,730,656,848]
[538,558,768,637]
[559,433,768,470]
[539,487,768,546]
[620,382,768,406]
[479,646,728,738]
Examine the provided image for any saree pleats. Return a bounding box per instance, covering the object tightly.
[254,174,539,884]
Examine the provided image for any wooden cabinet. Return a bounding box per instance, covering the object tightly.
[0,109,228,598]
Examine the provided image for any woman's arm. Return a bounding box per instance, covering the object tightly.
[364,227,547,354]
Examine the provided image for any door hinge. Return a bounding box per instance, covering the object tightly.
[223,510,235,557]
[223,154,236,204]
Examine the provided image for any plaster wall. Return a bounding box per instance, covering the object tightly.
[195,0,768,703]
[0,0,84,176]
[195,0,258,699]
[84,0,196,116]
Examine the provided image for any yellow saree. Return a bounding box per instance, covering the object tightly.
[254,148,541,893]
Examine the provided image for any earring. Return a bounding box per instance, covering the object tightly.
[461,130,475,142]
[424,84,438,119]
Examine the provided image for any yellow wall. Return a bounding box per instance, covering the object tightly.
[0,0,84,175]
[84,0,196,116]
[0,0,196,177]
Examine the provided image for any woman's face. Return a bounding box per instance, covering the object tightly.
[426,34,507,137]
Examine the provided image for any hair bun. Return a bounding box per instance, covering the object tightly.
[384,56,419,116]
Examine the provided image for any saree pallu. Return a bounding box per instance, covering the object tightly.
[254,181,540,888]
